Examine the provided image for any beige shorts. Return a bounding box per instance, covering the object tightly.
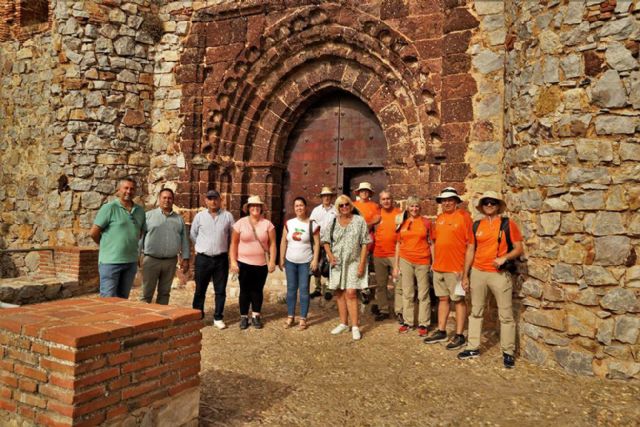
[433,271,463,302]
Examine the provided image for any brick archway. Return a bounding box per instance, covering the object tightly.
[177,1,471,220]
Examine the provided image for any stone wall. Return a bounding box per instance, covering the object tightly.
[505,0,640,379]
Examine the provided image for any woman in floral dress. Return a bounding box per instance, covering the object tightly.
[321,194,370,340]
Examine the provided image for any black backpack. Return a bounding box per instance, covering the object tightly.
[472,217,518,274]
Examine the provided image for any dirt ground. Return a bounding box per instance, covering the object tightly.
[129,284,640,427]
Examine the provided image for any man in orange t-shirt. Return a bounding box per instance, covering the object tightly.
[372,190,402,322]
[457,191,524,369]
[424,188,474,350]
[352,182,380,305]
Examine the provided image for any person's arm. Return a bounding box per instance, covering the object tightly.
[279,225,288,271]
[461,243,475,291]
[190,214,199,244]
[357,241,368,278]
[392,240,400,279]
[310,229,320,272]
[268,226,277,273]
[324,242,337,266]
[180,219,190,273]
[229,229,240,273]
[494,241,524,268]
[89,225,102,244]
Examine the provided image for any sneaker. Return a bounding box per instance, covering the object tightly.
[352,327,362,341]
[446,334,466,350]
[457,349,480,360]
[213,320,227,330]
[374,312,389,322]
[324,291,333,301]
[503,353,515,369]
[331,323,349,335]
[251,315,263,329]
[310,289,322,299]
[417,325,429,337]
[396,313,404,325]
[371,304,380,316]
[424,329,447,344]
[239,316,249,330]
[398,324,411,333]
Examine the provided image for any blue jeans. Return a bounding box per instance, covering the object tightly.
[99,262,137,298]
[285,260,310,318]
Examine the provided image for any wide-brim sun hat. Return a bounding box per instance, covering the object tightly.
[436,189,462,203]
[355,182,374,193]
[475,191,506,214]
[319,186,336,196]
[243,195,265,212]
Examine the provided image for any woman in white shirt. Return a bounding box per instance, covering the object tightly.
[279,197,320,330]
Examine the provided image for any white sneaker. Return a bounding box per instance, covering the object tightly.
[331,323,349,335]
[213,320,227,330]
[352,326,362,341]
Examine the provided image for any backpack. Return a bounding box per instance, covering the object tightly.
[472,217,518,274]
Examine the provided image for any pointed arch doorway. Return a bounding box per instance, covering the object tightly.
[281,90,388,221]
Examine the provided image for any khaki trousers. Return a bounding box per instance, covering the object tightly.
[466,268,516,355]
[399,258,430,327]
[140,255,177,305]
[373,256,402,314]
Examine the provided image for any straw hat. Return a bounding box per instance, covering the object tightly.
[355,182,374,193]
[475,191,506,214]
[319,186,336,196]
[242,195,265,213]
[436,188,462,203]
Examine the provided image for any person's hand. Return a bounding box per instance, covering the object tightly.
[180,259,189,274]
[462,275,470,292]
[329,255,338,266]
[230,262,239,274]
[138,255,143,268]
[310,260,318,272]
[493,256,507,268]
[278,261,284,271]
[268,262,276,273]
[357,263,365,278]
[392,267,400,279]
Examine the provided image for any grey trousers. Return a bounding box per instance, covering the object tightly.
[140,255,177,305]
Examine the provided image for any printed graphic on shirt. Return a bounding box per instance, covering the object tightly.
[292,227,306,241]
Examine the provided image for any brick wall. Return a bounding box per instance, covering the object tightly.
[0,297,203,426]
[38,247,99,286]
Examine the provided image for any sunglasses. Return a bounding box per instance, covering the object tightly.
[482,199,499,207]
[338,203,351,208]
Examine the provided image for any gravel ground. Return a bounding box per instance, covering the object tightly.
[129,284,640,427]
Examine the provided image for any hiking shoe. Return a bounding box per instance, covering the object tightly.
[239,316,249,330]
[396,313,404,325]
[331,323,349,335]
[352,327,362,341]
[310,289,322,299]
[213,320,227,330]
[371,304,380,316]
[251,315,263,329]
[424,329,447,344]
[446,334,466,350]
[503,353,515,369]
[457,349,480,360]
[417,325,429,337]
[374,312,389,322]
[398,324,411,333]
[324,291,333,301]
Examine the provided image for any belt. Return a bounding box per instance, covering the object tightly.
[144,254,177,260]
[197,252,227,258]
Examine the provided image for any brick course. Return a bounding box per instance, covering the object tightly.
[0,297,203,426]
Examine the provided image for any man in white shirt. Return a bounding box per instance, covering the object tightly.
[309,186,336,298]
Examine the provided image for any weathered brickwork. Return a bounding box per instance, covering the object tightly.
[0,0,639,378]
[0,297,202,426]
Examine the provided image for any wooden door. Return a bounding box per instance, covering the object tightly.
[282,91,388,221]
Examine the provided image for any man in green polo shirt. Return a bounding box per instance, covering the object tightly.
[89,177,146,298]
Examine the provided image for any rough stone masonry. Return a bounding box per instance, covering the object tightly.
[0,0,639,379]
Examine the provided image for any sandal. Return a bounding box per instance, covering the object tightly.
[284,317,295,328]
[299,318,308,330]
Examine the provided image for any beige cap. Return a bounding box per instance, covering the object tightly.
[355,182,374,193]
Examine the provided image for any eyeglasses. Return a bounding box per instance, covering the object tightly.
[482,199,499,206]
[338,203,350,208]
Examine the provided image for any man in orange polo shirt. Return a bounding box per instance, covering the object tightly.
[457,191,524,369]
[424,188,474,350]
[372,190,402,322]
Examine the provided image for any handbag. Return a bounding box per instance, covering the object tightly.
[249,219,270,265]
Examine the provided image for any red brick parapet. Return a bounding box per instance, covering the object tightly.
[0,297,203,426]
[38,247,99,286]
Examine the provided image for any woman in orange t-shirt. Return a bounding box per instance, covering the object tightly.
[392,196,432,337]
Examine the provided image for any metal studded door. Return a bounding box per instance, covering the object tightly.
[282,90,388,221]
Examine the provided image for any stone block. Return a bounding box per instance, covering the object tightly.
[472,49,503,74]
[572,191,605,211]
[594,236,631,266]
[591,70,627,108]
[605,41,637,71]
[442,97,473,123]
[537,213,561,236]
[443,53,471,75]
[627,266,640,288]
[522,279,543,299]
[567,287,599,307]
[614,315,640,344]
[523,308,566,331]
[574,139,613,162]
[554,348,594,376]
[521,336,550,365]
[606,360,640,380]
[543,283,565,302]
[595,115,639,135]
[601,288,638,313]
[552,263,582,284]
[566,304,598,338]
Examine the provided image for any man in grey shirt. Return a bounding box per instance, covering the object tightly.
[140,188,190,305]
[191,190,235,329]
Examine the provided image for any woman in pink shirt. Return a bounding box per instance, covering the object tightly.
[230,196,276,330]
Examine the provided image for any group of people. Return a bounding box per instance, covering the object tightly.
[91,177,523,369]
